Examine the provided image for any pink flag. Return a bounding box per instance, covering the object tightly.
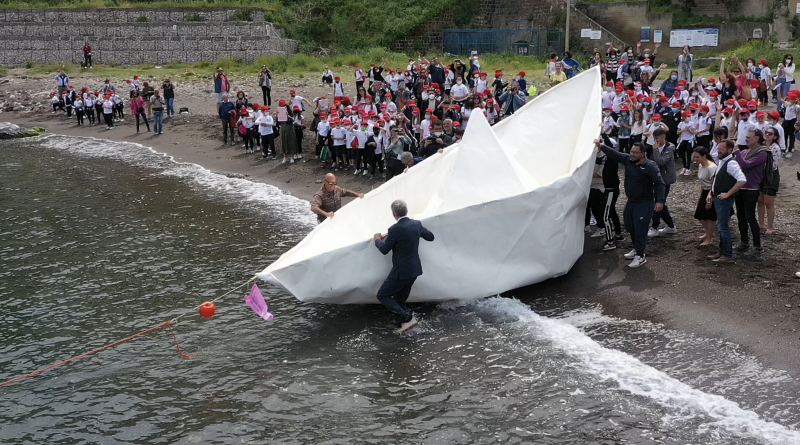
[245,284,274,321]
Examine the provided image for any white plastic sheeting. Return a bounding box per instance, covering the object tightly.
[258,66,602,304]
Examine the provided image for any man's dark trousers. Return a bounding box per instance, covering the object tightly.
[377,277,415,323]
[624,200,655,257]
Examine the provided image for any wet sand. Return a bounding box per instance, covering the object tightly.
[4,72,800,377]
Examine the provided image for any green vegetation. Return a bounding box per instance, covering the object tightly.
[230,7,252,22]
[692,40,797,76]
[21,50,555,86]
[0,0,465,52]
[185,12,204,22]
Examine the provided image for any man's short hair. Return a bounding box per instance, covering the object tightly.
[719,139,736,151]
[400,151,414,163]
[652,127,667,138]
[713,126,728,138]
[391,199,408,217]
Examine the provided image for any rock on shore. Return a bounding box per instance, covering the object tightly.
[0,122,45,139]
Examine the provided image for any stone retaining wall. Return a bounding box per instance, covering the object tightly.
[0,8,298,66]
[0,7,267,23]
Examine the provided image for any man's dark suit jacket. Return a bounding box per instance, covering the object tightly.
[375,216,435,280]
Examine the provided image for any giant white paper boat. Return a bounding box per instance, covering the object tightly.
[258,66,602,304]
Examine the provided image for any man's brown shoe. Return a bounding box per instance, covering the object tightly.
[707,252,721,260]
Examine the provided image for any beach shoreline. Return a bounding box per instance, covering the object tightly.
[4,72,800,378]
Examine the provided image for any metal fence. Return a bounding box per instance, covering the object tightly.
[442,29,564,56]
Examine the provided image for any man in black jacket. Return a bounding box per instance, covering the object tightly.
[374,200,435,333]
[595,140,666,268]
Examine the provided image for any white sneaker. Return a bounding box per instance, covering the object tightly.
[584,225,591,233]
[289,158,295,164]
[787,152,793,158]
[282,158,287,164]
[354,169,361,175]
[396,317,419,334]
[591,228,606,238]
[658,226,677,235]
[683,169,691,176]
[647,227,660,237]
[623,249,637,259]
[795,271,800,278]
[590,215,597,226]
[362,170,368,176]
[628,255,647,268]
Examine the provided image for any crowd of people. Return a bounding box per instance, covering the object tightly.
[585,43,795,271]
[50,71,177,134]
[211,53,539,173]
[47,46,799,276]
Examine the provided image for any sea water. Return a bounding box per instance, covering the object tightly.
[1,134,799,444]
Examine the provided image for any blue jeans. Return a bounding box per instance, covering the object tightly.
[781,80,791,99]
[624,200,655,257]
[153,110,163,134]
[166,98,174,116]
[376,276,416,323]
[714,195,735,258]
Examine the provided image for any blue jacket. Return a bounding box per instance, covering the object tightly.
[375,216,434,280]
[600,144,666,204]
[499,90,525,114]
[219,101,235,120]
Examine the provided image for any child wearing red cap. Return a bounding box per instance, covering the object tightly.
[292,105,306,160]
[758,59,772,106]
[354,64,365,91]
[237,107,256,153]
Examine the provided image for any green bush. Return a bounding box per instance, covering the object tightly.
[185,13,204,22]
[254,55,288,73]
[136,15,147,22]
[25,61,33,69]
[231,8,252,22]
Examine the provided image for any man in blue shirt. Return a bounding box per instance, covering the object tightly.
[218,93,236,146]
[595,140,666,268]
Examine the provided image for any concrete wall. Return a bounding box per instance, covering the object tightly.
[0,8,298,66]
[676,0,772,18]
[577,1,769,51]
[0,7,267,23]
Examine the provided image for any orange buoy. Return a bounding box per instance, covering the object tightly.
[199,301,216,318]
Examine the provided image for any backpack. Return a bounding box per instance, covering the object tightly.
[760,145,775,188]
[320,145,331,166]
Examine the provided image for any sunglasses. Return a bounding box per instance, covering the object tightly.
[765,132,776,136]
[325,181,337,185]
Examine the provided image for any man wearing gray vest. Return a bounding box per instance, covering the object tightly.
[707,139,747,263]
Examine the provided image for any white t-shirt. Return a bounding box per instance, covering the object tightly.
[645,122,661,146]
[450,83,469,100]
[256,114,274,135]
[785,104,799,120]
[291,96,304,110]
[317,120,331,137]
[631,120,646,136]
[736,119,753,145]
[695,116,711,137]
[103,99,114,114]
[601,91,615,108]
[420,119,431,139]
[354,129,370,148]
[678,120,695,141]
[331,127,346,145]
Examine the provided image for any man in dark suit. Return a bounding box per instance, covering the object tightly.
[374,200,435,333]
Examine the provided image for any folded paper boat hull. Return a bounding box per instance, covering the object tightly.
[258,67,603,304]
